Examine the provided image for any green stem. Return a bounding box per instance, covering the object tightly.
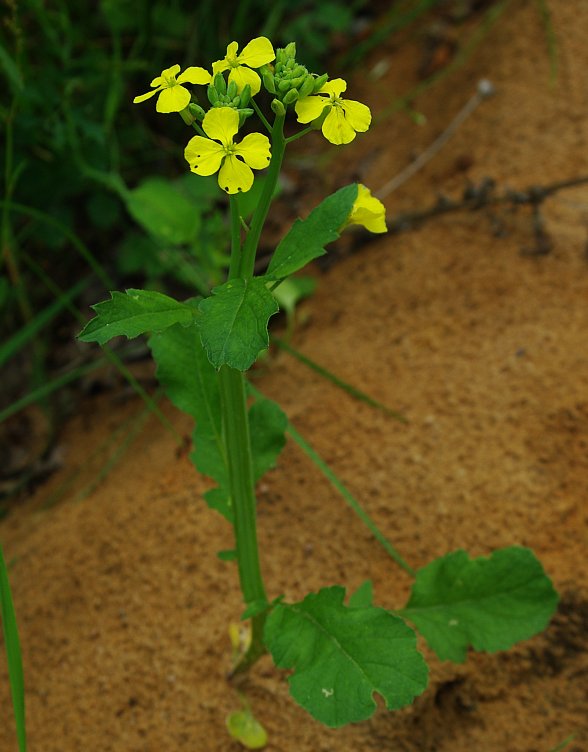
[285,124,315,144]
[239,113,286,278]
[218,365,268,668]
[218,197,270,674]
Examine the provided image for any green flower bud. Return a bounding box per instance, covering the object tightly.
[214,72,226,95]
[271,98,286,117]
[207,85,219,105]
[284,42,296,59]
[289,75,306,90]
[282,87,299,105]
[232,96,240,106]
[179,107,195,125]
[312,73,329,93]
[227,80,238,99]
[239,84,252,108]
[277,78,292,93]
[292,65,306,78]
[298,75,315,99]
[188,103,206,121]
[261,68,275,94]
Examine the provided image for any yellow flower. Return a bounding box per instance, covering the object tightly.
[212,37,275,97]
[295,78,371,145]
[133,64,211,113]
[343,185,387,233]
[184,107,271,194]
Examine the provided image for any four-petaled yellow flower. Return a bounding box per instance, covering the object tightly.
[295,78,371,145]
[343,185,387,234]
[184,107,271,194]
[212,37,275,97]
[133,64,211,113]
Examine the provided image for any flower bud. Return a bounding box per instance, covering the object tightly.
[312,73,329,93]
[261,68,276,94]
[179,107,195,125]
[297,75,315,99]
[282,87,299,105]
[284,42,296,59]
[239,84,252,108]
[227,80,238,99]
[271,98,286,117]
[207,85,219,105]
[214,72,226,95]
[277,78,291,93]
[188,103,206,121]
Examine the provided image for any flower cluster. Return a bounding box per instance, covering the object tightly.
[133,36,375,195]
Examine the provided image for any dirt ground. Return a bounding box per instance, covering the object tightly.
[1,1,587,750]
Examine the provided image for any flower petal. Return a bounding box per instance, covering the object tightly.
[321,106,356,145]
[161,64,181,80]
[228,65,262,96]
[318,78,347,97]
[235,133,271,169]
[184,135,225,176]
[133,87,161,104]
[156,85,191,113]
[237,37,275,68]
[202,107,239,147]
[341,99,371,133]
[218,155,254,194]
[177,66,212,85]
[212,58,230,75]
[295,95,330,124]
[150,75,163,87]
[346,185,387,233]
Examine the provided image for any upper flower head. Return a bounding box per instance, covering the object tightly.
[212,37,275,97]
[184,107,271,194]
[133,64,211,113]
[294,78,371,145]
[343,185,387,234]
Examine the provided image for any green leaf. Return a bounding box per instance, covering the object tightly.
[264,586,428,727]
[348,580,373,609]
[400,547,559,663]
[266,184,358,280]
[198,277,279,371]
[0,545,26,752]
[79,289,196,345]
[148,324,229,515]
[249,397,288,481]
[125,177,200,244]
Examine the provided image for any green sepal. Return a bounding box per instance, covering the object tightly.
[266,184,358,279]
[312,73,328,93]
[261,67,276,94]
[282,88,299,105]
[198,276,279,371]
[78,289,197,345]
[399,546,559,663]
[264,586,428,727]
[214,71,226,95]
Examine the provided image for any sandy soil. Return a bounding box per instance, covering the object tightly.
[1,1,587,750]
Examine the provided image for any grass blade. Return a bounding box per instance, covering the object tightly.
[0,543,26,752]
[272,337,407,422]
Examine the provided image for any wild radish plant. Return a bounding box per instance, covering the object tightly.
[80,38,558,747]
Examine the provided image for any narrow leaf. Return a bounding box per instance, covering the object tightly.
[198,277,279,371]
[264,586,428,727]
[400,546,559,663]
[0,545,26,752]
[79,289,196,345]
[266,184,358,279]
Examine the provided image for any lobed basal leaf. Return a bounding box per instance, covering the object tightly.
[264,585,428,727]
[399,546,559,663]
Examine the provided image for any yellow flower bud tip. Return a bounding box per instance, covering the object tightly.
[212,37,275,97]
[343,184,387,234]
[294,78,371,145]
[184,107,271,195]
[133,65,211,113]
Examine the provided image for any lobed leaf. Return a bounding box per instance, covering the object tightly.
[264,586,428,727]
[79,289,196,345]
[400,546,559,663]
[198,277,279,371]
[266,184,358,280]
